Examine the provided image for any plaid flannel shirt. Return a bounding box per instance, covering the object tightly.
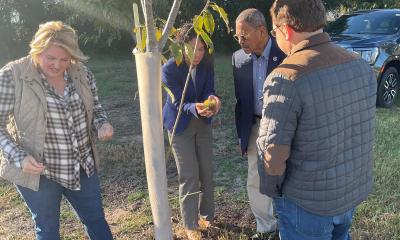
[0,66,108,190]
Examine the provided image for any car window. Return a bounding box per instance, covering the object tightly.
[326,11,400,35]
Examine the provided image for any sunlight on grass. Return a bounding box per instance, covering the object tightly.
[352,107,400,239]
[113,208,153,235]
[0,181,24,206]
[127,189,147,203]
[213,55,248,191]
[60,208,76,221]
[87,56,137,98]
[60,229,86,240]
[217,233,249,240]
[59,202,87,240]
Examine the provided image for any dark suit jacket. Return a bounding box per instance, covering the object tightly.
[232,37,286,153]
[162,58,214,134]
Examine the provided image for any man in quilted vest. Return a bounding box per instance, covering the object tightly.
[257,0,376,239]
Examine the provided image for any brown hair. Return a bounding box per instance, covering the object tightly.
[270,0,326,32]
[175,23,213,66]
[175,23,204,45]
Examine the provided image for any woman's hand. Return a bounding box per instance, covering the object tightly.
[98,123,114,141]
[22,155,45,175]
[207,95,221,115]
[195,103,214,118]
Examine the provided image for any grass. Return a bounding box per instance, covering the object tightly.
[0,54,399,239]
[88,54,137,99]
[127,189,147,203]
[352,107,400,239]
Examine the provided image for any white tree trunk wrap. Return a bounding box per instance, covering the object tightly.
[134,52,173,240]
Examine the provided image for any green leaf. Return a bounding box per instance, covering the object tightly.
[203,10,215,34]
[155,18,176,37]
[170,42,183,65]
[193,15,204,35]
[184,43,194,64]
[199,30,214,54]
[210,3,230,33]
[162,82,176,103]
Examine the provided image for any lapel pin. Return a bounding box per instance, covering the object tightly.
[273,56,278,62]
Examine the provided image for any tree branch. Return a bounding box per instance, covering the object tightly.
[158,0,183,51]
[142,0,158,52]
[140,0,146,19]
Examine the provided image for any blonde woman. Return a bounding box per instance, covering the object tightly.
[0,21,114,239]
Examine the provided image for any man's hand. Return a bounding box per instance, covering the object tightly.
[98,123,114,141]
[262,144,290,176]
[22,155,44,174]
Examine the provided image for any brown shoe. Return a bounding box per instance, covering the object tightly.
[198,217,212,230]
[185,229,201,240]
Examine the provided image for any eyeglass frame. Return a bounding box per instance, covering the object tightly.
[270,24,284,38]
[233,27,261,42]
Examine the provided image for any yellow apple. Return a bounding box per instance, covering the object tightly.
[203,99,216,110]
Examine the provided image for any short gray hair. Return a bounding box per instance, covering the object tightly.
[235,8,267,28]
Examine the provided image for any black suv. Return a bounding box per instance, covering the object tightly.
[326,9,400,108]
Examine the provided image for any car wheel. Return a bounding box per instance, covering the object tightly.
[377,66,399,108]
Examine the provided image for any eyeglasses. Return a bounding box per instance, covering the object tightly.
[233,33,250,42]
[270,25,283,38]
[233,29,256,42]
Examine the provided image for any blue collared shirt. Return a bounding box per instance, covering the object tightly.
[251,39,272,116]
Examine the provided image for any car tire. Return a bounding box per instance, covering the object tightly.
[377,66,399,108]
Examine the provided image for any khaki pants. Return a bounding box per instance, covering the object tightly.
[170,118,215,229]
[247,119,277,233]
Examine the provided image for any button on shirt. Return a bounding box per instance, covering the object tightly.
[252,39,272,116]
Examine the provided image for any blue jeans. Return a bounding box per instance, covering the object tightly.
[16,170,112,240]
[273,196,355,240]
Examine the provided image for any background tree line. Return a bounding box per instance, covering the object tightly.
[1,0,399,60]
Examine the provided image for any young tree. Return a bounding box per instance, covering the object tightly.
[133,0,228,238]
[133,1,182,239]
